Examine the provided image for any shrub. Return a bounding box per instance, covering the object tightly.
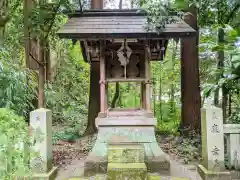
[155,101,181,135]
[0,108,32,179]
[0,61,37,119]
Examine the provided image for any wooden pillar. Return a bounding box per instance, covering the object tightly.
[91,0,103,9]
[145,45,151,112]
[38,38,45,108]
[180,7,201,132]
[100,41,106,112]
[105,83,108,111]
[141,83,146,109]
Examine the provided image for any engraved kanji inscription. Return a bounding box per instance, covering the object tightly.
[212,146,220,156]
[214,159,220,167]
[36,116,40,121]
[212,111,218,120]
[211,124,220,133]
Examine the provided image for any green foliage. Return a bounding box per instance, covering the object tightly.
[52,127,81,145]
[46,41,89,134]
[175,135,201,163]
[155,101,181,135]
[108,83,141,108]
[0,108,32,179]
[0,54,37,118]
[141,0,179,31]
[203,28,240,96]
[29,0,73,41]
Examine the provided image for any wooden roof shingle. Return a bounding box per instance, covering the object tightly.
[57,9,196,39]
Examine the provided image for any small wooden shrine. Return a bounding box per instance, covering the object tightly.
[58,9,198,177]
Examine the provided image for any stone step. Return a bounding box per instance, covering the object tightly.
[107,163,147,180]
[108,144,145,163]
[69,175,191,180]
[69,174,107,180]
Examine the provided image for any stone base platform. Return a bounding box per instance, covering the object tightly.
[198,164,231,180]
[69,174,191,180]
[32,166,58,180]
[84,109,170,176]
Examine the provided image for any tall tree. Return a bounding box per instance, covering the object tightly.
[180,6,201,132]
[0,1,8,47]
[84,0,103,135]
[0,1,21,47]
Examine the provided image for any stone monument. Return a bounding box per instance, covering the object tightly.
[198,99,231,180]
[30,108,58,180]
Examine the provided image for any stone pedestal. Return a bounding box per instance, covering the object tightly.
[84,110,170,177]
[30,108,58,180]
[198,104,230,180]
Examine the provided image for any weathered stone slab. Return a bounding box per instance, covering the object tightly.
[96,117,156,127]
[226,134,240,170]
[200,105,225,171]
[198,164,231,180]
[108,144,145,163]
[32,166,58,180]
[97,126,156,143]
[30,108,57,179]
[223,124,240,134]
[107,163,147,180]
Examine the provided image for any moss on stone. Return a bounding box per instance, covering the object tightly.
[108,144,144,163]
[147,173,161,180]
[171,177,190,180]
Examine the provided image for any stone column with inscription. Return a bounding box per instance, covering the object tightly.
[30,108,58,180]
[198,100,231,180]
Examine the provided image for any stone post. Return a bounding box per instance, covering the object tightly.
[224,124,240,170]
[198,101,231,180]
[30,108,57,180]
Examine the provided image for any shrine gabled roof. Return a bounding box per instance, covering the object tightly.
[57,9,196,39]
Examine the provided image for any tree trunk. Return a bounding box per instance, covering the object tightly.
[217,28,227,122]
[84,62,100,135]
[0,27,4,47]
[38,40,45,108]
[83,0,103,135]
[214,28,225,107]
[170,40,177,113]
[153,79,156,115]
[159,62,163,122]
[0,1,8,47]
[111,82,120,108]
[180,6,201,134]
[228,93,232,118]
